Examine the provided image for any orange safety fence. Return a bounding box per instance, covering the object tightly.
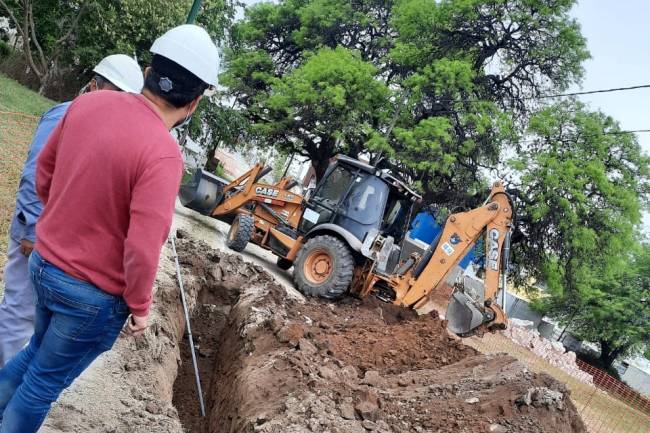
[575,358,650,430]
[466,332,650,433]
[0,111,39,270]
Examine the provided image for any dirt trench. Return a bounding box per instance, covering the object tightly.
[169,234,587,433]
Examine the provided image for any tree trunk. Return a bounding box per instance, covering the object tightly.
[312,157,330,182]
[37,68,51,95]
[308,138,336,182]
[599,340,626,371]
[204,141,220,173]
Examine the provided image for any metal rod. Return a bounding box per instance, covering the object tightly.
[170,235,206,417]
[186,0,203,24]
[281,153,295,179]
[500,229,511,314]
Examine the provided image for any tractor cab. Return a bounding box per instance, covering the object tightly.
[297,155,421,250]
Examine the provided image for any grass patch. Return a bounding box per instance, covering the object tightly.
[0,72,50,296]
[0,113,37,271]
[0,73,56,116]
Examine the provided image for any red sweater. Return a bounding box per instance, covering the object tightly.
[35,91,183,316]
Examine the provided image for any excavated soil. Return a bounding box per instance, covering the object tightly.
[171,234,587,433]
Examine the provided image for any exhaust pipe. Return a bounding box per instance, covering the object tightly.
[500,229,511,314]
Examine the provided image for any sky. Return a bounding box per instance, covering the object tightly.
[570,1,650,228]
[570,1,650,153]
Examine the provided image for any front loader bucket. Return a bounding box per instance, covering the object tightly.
[179,169,226,216]
[446,291,485,335]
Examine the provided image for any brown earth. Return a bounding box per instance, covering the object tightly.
[172,235,587,433]
[34,229,586,433]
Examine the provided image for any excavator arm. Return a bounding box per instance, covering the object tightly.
[397,182,514,334]
[349,182,514,335]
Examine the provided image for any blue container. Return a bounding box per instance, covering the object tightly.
[409,211,441,244]
[408,209,478,269]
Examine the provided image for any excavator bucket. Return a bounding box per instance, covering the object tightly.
[179,169,227,215]
[445,291,485,335]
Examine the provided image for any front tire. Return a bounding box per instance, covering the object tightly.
[226,214,254,252]
[293,235,354,300]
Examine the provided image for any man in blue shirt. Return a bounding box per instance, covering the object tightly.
[0,54,144,366]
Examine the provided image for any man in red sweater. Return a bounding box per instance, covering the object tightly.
[0,25,219,433]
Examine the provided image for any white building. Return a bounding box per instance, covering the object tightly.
[615,357,650,397]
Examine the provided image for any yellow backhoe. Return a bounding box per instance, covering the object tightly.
[180,155,514,335]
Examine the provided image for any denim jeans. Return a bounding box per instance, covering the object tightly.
[0,251,129,433]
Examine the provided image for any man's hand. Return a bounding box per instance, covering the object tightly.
[20,239,34,257]
[125,314,148,337]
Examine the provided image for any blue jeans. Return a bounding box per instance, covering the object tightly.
[0,251,129,433]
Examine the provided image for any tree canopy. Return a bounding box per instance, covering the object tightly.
[537,241,650,371]
[0,0,238,95]
[511,100,649,287]
[222,0,589,191]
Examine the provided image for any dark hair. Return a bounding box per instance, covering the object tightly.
[93,74,118,91]
[144,54,208,108]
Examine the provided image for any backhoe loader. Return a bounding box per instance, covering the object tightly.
[180,155,514,335]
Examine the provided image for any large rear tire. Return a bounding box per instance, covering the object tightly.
[226,214,254,252]
[293,235,354,300]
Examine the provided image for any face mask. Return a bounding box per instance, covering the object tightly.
[172,107,193,130]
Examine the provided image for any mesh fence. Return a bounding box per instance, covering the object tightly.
[0,111,39,271]
[466,332,650,433]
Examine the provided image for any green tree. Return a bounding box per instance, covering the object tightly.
[0,0,239,95]
[513,100,650,369]
[72,0,238,77]
[510,100,649,291]
[537,242,650,371]
[223,45,390,178]
[223,0,589,197]
[387,0,588,204]
[188,97,254,172]
[0,0,87,93]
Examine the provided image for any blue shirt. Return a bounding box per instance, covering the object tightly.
[9,102,71,243]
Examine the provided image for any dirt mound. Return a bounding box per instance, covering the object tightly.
[290,296,476,375]
[172,236,587,433]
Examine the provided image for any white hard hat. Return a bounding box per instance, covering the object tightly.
[93,54,144,93]
[150,24,219,87]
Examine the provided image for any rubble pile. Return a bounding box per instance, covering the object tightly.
[503,319,593,385]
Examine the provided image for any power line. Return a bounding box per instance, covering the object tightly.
[510,129,650,147]
[429,84,650,104]
[597,129,650,135]
[525,84,650,100]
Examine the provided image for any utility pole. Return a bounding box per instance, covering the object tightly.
[186,0,203,24]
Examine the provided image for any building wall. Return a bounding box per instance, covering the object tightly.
[621,365,650,396]
[504,292,543,328]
